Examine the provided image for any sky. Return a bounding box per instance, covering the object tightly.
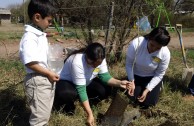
[0,0,23,8]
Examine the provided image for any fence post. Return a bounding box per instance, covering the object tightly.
[105,2,114,45]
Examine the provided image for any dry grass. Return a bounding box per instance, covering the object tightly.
[0,24,194,126]
[1,50,194,126]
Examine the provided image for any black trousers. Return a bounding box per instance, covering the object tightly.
[54,78,112,112]
[128,75,162,107]
[188,75,194,95]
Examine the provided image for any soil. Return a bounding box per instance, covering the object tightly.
[0,24,194,59]
[182,94,194,101]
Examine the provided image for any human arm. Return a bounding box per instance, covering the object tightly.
[146,49,170,91]
[125,38,140,82]
[70,55,95,126]
[26,62,59,82]
[20,33,59,82]
[127,80,135,96]
[75,85,95,126]
[125,38,141,96]
[107,78,129,89]
[138,88,149,102]
[139,48,170,102]
[98,72,129,90]
[83,101,95,126]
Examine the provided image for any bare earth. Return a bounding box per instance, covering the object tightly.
[0,24,194,59]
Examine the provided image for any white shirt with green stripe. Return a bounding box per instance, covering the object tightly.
[60,53,112,102]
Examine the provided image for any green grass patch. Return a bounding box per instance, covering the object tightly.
[183,28,194,32]
[0,31,23,40]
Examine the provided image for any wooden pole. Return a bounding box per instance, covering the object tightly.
[23,0,25,25]
[105,2,114,45]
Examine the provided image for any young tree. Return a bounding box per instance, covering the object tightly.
[52,0,175,63]
[9,0,29,24]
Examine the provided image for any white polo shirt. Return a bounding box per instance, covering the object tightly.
[19,25,49,73]
[60,54,108,86]
[126,36,170,91]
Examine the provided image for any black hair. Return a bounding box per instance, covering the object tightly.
[144,27,171,46]
[64,42,105,63]
[28,0,57,20]
[84,42,105,61]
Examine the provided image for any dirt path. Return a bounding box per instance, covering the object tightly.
[1,36,193,59]
[168,34,194,49]
[0,24,194,59]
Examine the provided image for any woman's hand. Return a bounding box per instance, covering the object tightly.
[127,81,135,96]
[137,88,149,102]
[107,78,131,90]
[119,80,131,89]
[82,100,95,126]
[86,114,95,126]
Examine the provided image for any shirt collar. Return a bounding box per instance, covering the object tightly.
[25,25,45,36]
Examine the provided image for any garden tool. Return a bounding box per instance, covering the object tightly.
[175,27,194,85]
[99,17,142,126]
[99,92,141,126]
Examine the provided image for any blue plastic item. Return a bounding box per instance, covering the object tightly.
[136,16,151,31]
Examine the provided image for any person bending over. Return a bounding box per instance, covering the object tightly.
[126,27,171,109]
[55,42,129,126]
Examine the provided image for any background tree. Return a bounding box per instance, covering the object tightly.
[173,0,194,27]
[52,0,178,63]
[10,0,194,63]
[9,5,22,24]
[9,0,29,24]
[174,0,194,13]
[52,0,109,45]
[104,0,163,63]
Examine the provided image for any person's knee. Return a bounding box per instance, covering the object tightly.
[57,90,76,100]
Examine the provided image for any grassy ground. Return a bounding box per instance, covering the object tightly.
[0,49,194,126]
[0,24,194,126]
